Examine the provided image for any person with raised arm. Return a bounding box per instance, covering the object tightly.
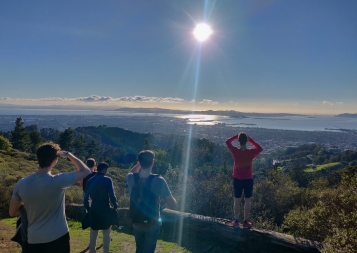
[225,132,263,229]
[126,150,176,253]
[9,142,90,253]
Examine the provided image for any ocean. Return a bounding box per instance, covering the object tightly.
[0,108,356,132]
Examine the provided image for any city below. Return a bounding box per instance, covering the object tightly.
[0,113,356,154]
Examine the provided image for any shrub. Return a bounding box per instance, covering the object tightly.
[0,136,12,151]
[65,185,83,204]
[283,168,357,251]
[251,171,301,229]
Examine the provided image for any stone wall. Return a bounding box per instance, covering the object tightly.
[66,204,322,253]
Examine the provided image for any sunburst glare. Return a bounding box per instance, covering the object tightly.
[193,23,213,42]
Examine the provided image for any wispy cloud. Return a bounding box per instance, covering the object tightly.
[1,96,355,114]
[199,99,219,105]
[113,96,194,103]
[0,95,200,105]
[323,101,333,106]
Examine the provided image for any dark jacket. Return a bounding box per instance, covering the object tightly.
[84,173,118,230]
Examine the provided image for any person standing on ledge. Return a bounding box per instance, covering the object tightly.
[9,143,90,253]
[225,132,263,229]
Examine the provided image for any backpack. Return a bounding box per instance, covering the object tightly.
[129,173,160,224]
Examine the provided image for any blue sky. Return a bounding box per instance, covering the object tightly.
[0,0,356,114]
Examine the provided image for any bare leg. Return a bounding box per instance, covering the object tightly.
[234,198,241,220]
[244,198,251,221]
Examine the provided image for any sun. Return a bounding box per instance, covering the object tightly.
[193,23,213,42]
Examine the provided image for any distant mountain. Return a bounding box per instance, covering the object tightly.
[336,113,357,118]
[115,107,305,118]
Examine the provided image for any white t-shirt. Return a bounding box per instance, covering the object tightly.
[12,172,75,244]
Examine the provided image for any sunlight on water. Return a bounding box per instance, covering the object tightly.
[176,114,218,121]
[176,114,218,125]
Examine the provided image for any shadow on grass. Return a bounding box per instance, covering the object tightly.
[111,224,240,253]
[79,244,103,253]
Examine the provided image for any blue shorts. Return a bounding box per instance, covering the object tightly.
[233,178,253,198]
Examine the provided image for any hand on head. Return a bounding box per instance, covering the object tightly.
[58,151,70,158]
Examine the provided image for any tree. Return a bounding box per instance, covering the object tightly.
[57,128,75,151]
[152,149,170,175]
[86,139,99,159]
[40,128,60,141]
[289,166,312,188]
[10,117,30,152]
[29,130,45,153]
[168,141,183,168]
[72,135,87,159]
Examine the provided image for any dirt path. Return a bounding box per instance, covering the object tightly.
[0,221,21,253]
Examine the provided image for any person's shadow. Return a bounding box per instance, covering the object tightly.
[79,244,103,253]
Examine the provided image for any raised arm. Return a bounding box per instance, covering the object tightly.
[128,162,141,174]
[225,135,238,151]
[58,151,90,182]
[248,136,263,153]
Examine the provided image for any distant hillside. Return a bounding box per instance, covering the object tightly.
[75,125,153,153]
[116,107,305,118]
[336,113,357,118]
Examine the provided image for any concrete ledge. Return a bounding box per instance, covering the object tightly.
[66,204,322,253]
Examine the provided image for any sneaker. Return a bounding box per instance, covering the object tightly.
[242,220,252,229]
[232,219,240,228]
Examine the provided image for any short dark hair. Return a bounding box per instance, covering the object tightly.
[238,132,247,145]
[86,158,96,168]
[36,142,61,168]
[97,162,109,172]
[138,150,155,169]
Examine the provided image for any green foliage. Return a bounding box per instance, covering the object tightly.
[40,128,61,141]
[28,128,45,153]
[251,171,301,228]
[152,149,170,175]
[85,139,99,159]
[72,135,86,159]
[0,135,12,151]
[10,117,30,152]
[183,170,232,218]
[57,127,75,151]
[0,174,21,217]
[289,166,312,187]
[283,166,357,252]
[65,185,83,204]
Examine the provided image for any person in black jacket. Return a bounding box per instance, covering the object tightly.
[84,162,118,253]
